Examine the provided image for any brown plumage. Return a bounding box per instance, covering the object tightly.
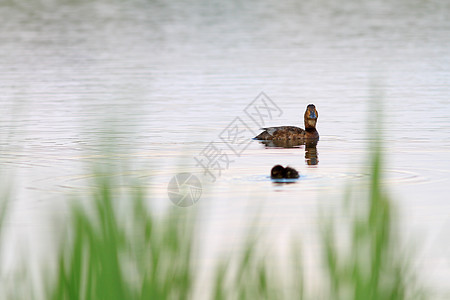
[270,165,285,179]
[284,166,300,179]
[270,165,300,179]
[254,104,319,140]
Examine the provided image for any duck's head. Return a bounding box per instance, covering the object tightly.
[304,104,318,129]
[284,166,300,179]
[271,165,285,179]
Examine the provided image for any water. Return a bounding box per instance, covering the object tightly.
[1,0,450,295]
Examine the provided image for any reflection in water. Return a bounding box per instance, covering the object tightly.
[271,180,298,185]
[305,140,319,166]
[257,139,319,166]
[1,0,449,294]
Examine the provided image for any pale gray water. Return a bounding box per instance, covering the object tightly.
[1,0,450,296]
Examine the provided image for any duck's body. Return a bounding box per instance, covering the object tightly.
[270,165,300,179]
[255,126,318,140]
[254,104,319,140]
[284,166,300,179]
[270,165,285,179]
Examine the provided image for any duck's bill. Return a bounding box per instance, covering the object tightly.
[308,109,317,119]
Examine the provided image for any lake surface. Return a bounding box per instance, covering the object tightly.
[1,0,449,296]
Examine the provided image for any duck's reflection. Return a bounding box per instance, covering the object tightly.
[258,139,319,165]
[305,140,319,165]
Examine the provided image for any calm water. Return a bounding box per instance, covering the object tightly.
[1,0,450,295]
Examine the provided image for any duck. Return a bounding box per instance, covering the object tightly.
[254,104,319,140]
[270,165,300,179]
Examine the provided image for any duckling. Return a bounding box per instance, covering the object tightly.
[270,165,285,179]
[270,165,300,179]
[284,166,299,179]
[255,104,319,140]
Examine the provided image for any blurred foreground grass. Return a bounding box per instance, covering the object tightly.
[0,134,428,299]
[320,145,425,300]
[49,173,195,300]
